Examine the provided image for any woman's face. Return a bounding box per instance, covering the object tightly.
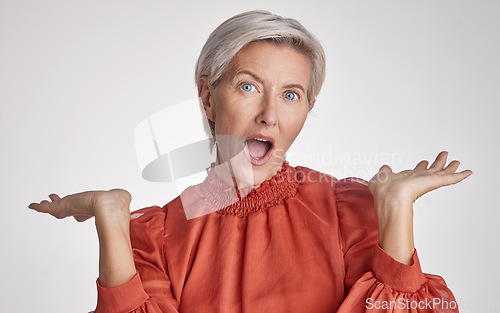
[200,40,315,188]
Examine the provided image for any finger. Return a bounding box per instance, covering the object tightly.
[441,160,460,174]
[29,198,68,219]
[379,164,392,174]
[29,194,61,210]
[436,170,473,188]
[48,194,62,201]
[414,160,429,170]
[462,169,473,178]
[29,200,52,213]
[429,151,448,172]
[370,165,392,184]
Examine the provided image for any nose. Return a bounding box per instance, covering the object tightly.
[256,94,278,126]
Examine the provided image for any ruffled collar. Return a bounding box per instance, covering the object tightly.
[192,161,302,218]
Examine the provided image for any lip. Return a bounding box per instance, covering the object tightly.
[244,133,275,166]
[245,133,275,146]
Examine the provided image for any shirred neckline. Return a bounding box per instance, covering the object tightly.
[193,161,302,218]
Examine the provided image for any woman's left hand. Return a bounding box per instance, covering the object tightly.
[369,151,472,205]
[368,151,472,264]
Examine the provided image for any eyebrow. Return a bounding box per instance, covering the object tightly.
[234,70,306,94]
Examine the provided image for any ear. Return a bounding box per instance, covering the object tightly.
[198,75,215,123]
[308,97,316,111]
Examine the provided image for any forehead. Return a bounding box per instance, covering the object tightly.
[224,41,311,84]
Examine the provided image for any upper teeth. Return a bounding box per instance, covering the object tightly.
[255,138,268,142]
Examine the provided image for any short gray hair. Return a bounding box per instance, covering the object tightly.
[195,10,326,135]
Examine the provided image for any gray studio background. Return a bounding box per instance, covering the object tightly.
[1,0,498,312]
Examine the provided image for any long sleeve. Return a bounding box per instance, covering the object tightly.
[93,206,179,313]
[335,177,459,312]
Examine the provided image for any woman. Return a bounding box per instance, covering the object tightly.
[29,10,471,312]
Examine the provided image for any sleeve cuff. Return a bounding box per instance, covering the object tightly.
[95,273,149,312]
[371,245,427,292]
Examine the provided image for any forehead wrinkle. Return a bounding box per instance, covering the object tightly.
[223,41,312,92]
[227,45,310,92]
[233,68,265,84]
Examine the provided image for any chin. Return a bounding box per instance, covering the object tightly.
[250,156,285,185]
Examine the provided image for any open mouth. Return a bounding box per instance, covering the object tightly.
[244,135,274,166]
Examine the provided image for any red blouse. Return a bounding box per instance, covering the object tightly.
[93,162,458,312]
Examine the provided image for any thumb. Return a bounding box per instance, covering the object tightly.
[379,164,393,174]
[369,164,393,185]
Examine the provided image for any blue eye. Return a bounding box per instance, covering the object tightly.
[284,91,298,101]
[241,83,255,92]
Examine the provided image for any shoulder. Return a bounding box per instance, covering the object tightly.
[128,195,194,238]
[129,194,187,224]
[334,177,376,227]
[335,177,371,199]
[127,205,168,244]
[130,205,167,224]
[293,164,373,207]
[294,164,369,192]
[295,165,338,188]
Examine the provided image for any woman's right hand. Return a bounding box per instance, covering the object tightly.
[28,189,132,222]
[30,188,136,287]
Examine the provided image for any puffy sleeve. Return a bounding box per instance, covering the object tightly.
[93,206,179,313]
[335,178,459,312]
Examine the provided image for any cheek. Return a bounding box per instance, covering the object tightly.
[213,97,249,134]
[278,116,307,152]
[284,108,309,134]
[286,123,304,143]
[217,97,253,123]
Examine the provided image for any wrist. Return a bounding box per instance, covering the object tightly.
[92,189,131,223]
[94,206,130,233]
[94,204,130,219]
[374,197,415,265]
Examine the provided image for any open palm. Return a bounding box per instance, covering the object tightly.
[28,189,132,222]
[368,151,472,204]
